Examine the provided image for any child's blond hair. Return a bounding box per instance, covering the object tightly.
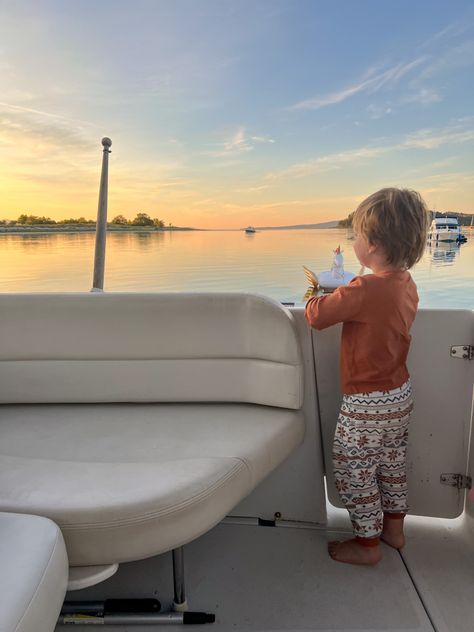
[353,188,429,270]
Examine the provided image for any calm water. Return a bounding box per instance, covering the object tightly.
[0,229,473,308]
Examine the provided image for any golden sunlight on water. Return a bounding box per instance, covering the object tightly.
[0,229,473,308]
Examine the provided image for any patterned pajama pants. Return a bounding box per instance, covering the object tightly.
[332,380,414,540]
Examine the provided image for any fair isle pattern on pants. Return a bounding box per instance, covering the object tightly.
[332,380,414,539]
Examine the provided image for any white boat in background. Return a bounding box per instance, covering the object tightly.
[428,216,465,243]
[244,226,256,234]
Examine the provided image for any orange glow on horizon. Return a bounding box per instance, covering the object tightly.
[1,138,472,229]
[1,170,473,230]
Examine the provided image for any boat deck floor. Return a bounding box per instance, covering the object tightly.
[62,505,473,632]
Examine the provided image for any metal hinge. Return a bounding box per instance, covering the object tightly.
[450,345,473,360]
[440,473,472,489]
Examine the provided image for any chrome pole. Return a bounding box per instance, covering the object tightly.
[58,612,215,625]
[172,547,188,611]
[91,137,112,291]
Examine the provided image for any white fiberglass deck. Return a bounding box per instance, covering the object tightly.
[63,512,468,632]
[60,493,474,632]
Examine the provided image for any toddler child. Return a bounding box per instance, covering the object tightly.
[305,188,428,565]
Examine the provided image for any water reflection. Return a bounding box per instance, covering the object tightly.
[110,231,165,252]
[6,233,93,252]
[2,233,58,251]
[0,229,472,308]
[131,232,154,252]
[427,241,461,267]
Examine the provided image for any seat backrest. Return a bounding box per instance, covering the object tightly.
[0,293,303,409]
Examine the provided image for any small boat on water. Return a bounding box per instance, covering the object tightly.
[428,216,466,243]
[244,226,256,234]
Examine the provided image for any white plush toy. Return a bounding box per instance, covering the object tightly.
[303,245,358,298]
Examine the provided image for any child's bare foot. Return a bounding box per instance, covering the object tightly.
[381,519,405,549]
[328,539,382,565]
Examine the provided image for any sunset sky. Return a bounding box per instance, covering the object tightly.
[0,0,473,229]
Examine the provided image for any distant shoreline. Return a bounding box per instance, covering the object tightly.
[0,222,342,234]
[0,226,198,234]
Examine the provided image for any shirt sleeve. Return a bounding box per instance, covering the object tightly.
[304,276,365,330]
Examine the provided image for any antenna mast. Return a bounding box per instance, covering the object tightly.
[91,137,112,291]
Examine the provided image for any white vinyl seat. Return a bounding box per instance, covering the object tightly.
[0,293,304,567]
[0,403,304,565]
[0,512,68,632]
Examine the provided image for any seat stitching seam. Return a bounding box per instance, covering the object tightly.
[60,458,249,529]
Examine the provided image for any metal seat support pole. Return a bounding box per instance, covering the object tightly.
[91,137,112,292]
[59,546,217,626]
[172,547,188,611]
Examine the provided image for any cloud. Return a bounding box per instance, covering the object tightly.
[398,88,442,106]
[367,104,392,119]
[287,57,426,111]
[265,121,474,181]
[402,127,474,149]
[0,101,193,219]
[359,34,474,116]
[417,40,474,80]
[0,101,79,123]
[250,136,275,144]
[417,171,473,184]
[266,146,387,180]
[287,32,471,117]
[234,184,270,193]
[412,171,474,195]
[418,16,474,50]
[224,128,254,153]
[401,156,458,176]
[0,101,98,164]
[205,127,276,158]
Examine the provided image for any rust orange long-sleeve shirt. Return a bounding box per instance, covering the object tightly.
[305,270,419,394]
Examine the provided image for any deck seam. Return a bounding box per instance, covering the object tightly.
[399,550,438,632]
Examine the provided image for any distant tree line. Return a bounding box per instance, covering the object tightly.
[338,212,354,228]
[110,213,165,227]
[13,214,96,225]
[2,213,168,227]
[432,212,474,226]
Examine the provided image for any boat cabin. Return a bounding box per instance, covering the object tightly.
[428,217,463,242]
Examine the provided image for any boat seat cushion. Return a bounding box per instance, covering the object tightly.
[0,403,304,565]
[0,293,303,409]
[0,512,68,632]
[0,293,304,566]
